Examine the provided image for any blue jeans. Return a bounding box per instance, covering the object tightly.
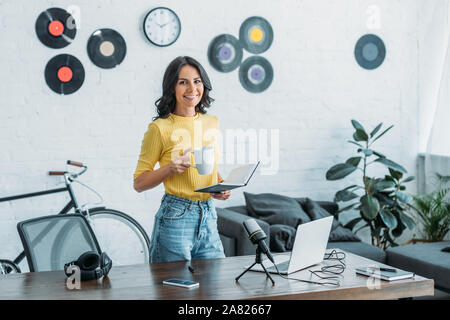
[149,193,225,263]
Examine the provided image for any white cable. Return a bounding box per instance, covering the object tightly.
[72,179,104,213]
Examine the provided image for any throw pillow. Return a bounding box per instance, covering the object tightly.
[303,198,361,242]
[244,192,311,228]
[269,224,296,252]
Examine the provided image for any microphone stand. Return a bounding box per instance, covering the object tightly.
[235,246,275,285]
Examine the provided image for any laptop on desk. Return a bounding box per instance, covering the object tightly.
[249,216,333,275]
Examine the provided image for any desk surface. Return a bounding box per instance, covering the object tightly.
[0,250,434,300]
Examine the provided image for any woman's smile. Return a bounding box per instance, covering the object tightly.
[174,65,204,115]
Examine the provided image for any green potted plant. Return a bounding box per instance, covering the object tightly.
[408,173,450,243]
[325,120,416,250]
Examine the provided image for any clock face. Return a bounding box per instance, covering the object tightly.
[143,7,181,47]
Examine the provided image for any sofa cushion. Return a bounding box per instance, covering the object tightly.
[386,241,450,291]
[244,192,311,228]
[269,224,296,252]
[296,198,339,216]
[216,207,271,257]
[303,198,361,242]
[224,206,248,216]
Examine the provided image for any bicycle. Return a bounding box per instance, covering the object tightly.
[0,160,151,274]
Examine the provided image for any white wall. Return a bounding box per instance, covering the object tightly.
[0,0,446,269]
[417,0,449,152]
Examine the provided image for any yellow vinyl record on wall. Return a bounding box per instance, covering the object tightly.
[239,16,273,54]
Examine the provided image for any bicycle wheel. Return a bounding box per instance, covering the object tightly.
[85,208,151,266]
[0,259,21,274]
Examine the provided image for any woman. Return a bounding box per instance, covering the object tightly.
[134,56,230,263]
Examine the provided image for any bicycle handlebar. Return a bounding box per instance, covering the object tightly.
[48,171,67,176]
[67,160,84,167]
[48,161,87,178]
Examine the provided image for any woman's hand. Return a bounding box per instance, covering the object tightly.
[210,190,231,200]
[169,148,191,174]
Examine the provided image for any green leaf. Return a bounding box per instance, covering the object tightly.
[374,158,407,174]
[346,157,361,167]
[336,202,358,214]
[370,123,383,138]
[326,163,358,181]
[373,180,396,192]
[379,208,398,229]
[371,125,394,144]
[351,119,366,132]
[373,191,395,207]
[362,149,374,156]
[436,173,450,184]
[398,212,416,230]
[372,150,386,158]
[347,140,363,148]
[388,168,403,180]
[354,128,369,142]
[334,189,359,202]
[402,176,415,183]
[360,195,380,220]
[395,191,412,203]
[344,217,363,230]
[392,222,406,237]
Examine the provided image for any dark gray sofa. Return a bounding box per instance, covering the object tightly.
[217,198,387,263]
[386,241,450,292]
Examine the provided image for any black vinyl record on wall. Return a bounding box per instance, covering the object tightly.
[238,56,273,93]
[87,28,127,69]
[45,54,85,94]
[35,7,76,49]
[354,34,386,70]
[207,34,243,73]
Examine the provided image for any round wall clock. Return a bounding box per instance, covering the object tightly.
[143,7,181,47]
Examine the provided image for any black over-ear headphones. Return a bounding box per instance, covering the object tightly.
[64,251,112,281]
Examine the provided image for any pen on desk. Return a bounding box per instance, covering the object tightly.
[368,267,397,272]
[188,265,195,273]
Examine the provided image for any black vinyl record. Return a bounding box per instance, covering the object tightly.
[87,28,127,69]
[354,34,386,70]
[207,34,243,73]
[35,7,76,49]
[239,56,273,93]
[239,16,273,54]
[45,54,85,94]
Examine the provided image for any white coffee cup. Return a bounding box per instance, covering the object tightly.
[191,146,214,175]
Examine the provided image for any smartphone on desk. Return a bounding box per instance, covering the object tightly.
[162,278,199,288]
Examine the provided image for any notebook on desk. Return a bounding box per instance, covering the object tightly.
[194,161,260,193]
[355,267,414,281]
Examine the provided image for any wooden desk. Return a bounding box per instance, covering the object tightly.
[0,250,434,300]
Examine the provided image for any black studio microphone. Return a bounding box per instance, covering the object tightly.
[243,219,274,263]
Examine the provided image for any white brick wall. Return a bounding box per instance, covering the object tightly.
[0,0,446,270]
